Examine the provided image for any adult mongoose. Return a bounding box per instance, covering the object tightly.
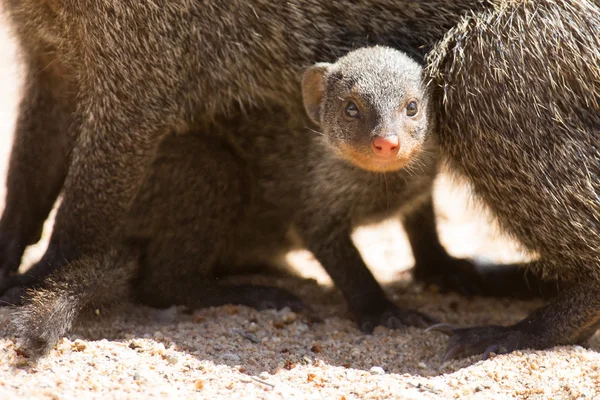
[426,0,600,360]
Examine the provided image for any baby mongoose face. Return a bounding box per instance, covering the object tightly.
[302,46,429,173]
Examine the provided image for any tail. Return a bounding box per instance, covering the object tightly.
[12,247,138,358]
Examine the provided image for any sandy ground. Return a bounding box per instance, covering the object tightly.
[0,11,599,400]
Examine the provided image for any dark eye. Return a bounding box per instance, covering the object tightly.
[406,101,418,117]
[344,101,360,119]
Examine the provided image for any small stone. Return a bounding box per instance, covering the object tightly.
[300,356,312,365]
[530,362,539,370]
[166,355,179,365]
[72,340,87,352]
[222,353,241,363]
[282,312,297,324]
[153,331,164,340]
[369,366,385,375]
[194,379,204,390]
[238,331,260,344]
[311,343,322,353]
[129,340,144,350]
[259,371,270,380]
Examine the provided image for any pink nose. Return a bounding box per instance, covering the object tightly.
[371,135,400,158]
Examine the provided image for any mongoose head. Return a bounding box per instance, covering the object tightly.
[302,46,430,173]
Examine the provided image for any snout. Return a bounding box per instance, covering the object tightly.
[371,135,400,158]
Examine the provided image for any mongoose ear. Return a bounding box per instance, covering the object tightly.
[302,63,331,126]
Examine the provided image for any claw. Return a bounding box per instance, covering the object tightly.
[360,320,376,334]
[383,315,407,333]
[482,344,499,360]
[425,323,456,335]
[443,343,466,362]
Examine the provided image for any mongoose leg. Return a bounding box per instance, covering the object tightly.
[430,279,600,360]
[424,0,600,360]
[130,133,310,314]
[0,65,74,280]
[2,86,169,298]
[403,196,485,296]
[404,198,561,299]
[12,247,137,358]
[471,262,561,299]
[300,222,437,333]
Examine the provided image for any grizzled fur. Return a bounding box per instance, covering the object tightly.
[304,46,430,172]
[426,0,600,360]
[0,0,492,299]
[14,46,457,356]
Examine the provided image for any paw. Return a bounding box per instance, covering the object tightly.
[12,303,63,359]
[426,323,527,361]
[358,303,438,334]
[414,257,485,297]
[11,289,76,359]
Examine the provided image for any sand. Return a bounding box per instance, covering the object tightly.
[0,10,599,400]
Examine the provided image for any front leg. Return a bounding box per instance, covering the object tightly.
[402,196,482,295]
[429,279,600,361]
[403,196,560,299]
[0,90,170,304]
[0,65,75,282]
[299,220,436,333]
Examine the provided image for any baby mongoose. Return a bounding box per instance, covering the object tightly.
[426,0,600,360]
[0,0,493,302]
[14,46,475,356]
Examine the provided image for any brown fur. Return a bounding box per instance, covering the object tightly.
[13,46,459,357]
[426,0,600,359]
[0,0,492,295]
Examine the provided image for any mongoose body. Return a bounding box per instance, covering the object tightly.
[0,0,490,300]
[426,0,600,359]
[15,46,465,356]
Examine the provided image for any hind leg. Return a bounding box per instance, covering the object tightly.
[430,278,600,361]
[128,133,307,313]
[404,197,561,299]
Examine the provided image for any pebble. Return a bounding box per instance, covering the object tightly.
[128,340,144,351]
[165,355,179,365]
[222,353,241,363]
[369,366,385,375]
[259,371,271,380]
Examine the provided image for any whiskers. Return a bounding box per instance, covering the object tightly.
[305,126,326,137]
[378,171,391,213]
[404,155,430,177]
